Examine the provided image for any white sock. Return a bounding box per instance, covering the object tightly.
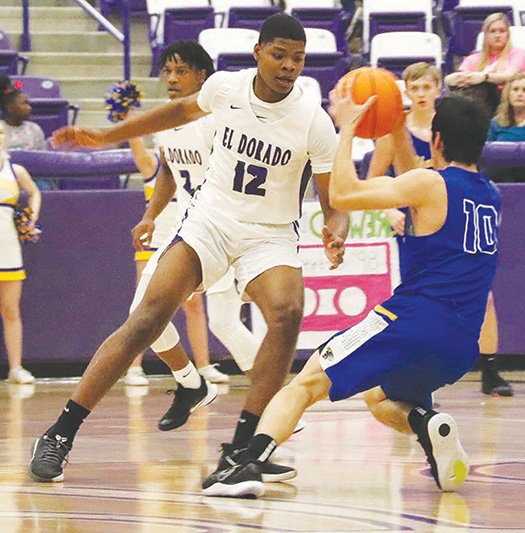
[172,362,201,389]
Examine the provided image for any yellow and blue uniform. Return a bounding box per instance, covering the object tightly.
[0,159,25,281]
[319,167,500,409]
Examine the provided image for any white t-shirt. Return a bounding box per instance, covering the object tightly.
[196,69,336,224]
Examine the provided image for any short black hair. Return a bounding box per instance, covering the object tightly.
[432,95,490,165]
[258,13,306,45]
[159,40,215,79]
[0,75,20,114]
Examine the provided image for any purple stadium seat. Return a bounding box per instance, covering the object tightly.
[228,6,282,30]
[7,76,79,138]
[217,52,256,71]
[150,7,215,75]
[0,30,28,75]
[369,12,426,44]
[445,5,514,70]
[291,8,348,54]
[97,0,148,18]
[301,52,348,100]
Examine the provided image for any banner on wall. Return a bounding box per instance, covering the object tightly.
[251,201,400,349]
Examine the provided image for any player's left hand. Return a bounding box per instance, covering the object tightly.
[329,78,377,131]
[51,126,107,150]
[322,225,345,270]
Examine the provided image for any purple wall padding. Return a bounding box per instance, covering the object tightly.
[492,184,524,355]
[0,185,523,365]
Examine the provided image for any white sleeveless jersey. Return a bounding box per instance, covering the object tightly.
[153,115,215,214]
[197,69,336,224]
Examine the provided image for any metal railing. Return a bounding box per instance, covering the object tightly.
[21,0,132,80]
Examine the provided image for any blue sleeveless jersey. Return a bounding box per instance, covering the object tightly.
[410,133,431,163]
[395,166,500,331]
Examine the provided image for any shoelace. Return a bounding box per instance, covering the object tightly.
[41,436,70,465]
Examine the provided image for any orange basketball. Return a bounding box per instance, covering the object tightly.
[338,67,403,139]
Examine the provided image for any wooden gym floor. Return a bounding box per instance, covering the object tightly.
[0,372,523,532]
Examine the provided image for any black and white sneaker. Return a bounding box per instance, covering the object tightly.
[158,376,218,431]
[218,443,297,483]
[417,413,469,492]
[29,434,71,482]
[202,461,264,498]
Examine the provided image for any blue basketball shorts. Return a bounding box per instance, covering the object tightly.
[318,293,480,410]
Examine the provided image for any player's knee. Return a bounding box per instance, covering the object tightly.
[0,302,20,322]
[266,300,303,335]
[150,322,180,353]
[182,295,204,317]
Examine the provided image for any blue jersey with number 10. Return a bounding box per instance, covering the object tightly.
[395,166,500,331]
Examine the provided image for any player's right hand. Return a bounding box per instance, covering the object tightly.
[131,218,155,251]
[51,126,107,150]
[384,208,406,236]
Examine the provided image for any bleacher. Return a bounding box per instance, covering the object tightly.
[2,0,525,185]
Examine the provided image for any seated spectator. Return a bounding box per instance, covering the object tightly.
[444,13,525,116]
[488,73,525,141]
[0,76,50,190]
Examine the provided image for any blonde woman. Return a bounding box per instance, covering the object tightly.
[0,121,41,384]
[488,72,525,142]
[445,13,525,114]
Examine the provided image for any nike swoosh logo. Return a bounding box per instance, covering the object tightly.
[230,105,242,109]
[182,370,192,378]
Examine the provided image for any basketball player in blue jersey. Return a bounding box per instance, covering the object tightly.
[368,62,512,397]
[30,14,348,483]
[199,89,499,498]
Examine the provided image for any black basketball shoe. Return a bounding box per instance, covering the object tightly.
[202,461,264,498]
[29,434,71,482]
[481,360,513,396]
[217,443,297,483]
[158,376,218,431]
[415,412,469,492]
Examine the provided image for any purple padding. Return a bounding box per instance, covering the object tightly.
[9,149,139,177]
[0,185,523,364]
[0,50,18,75]
[0,191,228,364]
[480,142,524,170]
[492,185,525,354]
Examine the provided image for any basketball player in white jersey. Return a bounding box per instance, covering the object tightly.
[31,14,348,484]
[125,41,267,429]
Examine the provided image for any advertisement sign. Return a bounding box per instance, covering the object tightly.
[251,201,400,349]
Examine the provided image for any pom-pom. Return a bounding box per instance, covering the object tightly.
[14,206,42,244]
[105,80,144,123]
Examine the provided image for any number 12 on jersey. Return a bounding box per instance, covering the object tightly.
[463,199,498,254]
[232,161,268,197]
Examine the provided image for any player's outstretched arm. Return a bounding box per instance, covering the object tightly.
[52,93,207,150]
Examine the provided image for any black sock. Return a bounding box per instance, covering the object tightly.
[246,434,277,462]
[45,400,91,444]
[232,410,260,448]
[408,407,438,435]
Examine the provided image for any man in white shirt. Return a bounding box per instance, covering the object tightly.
[30,14,348,485]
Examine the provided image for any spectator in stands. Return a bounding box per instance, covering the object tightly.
[444,13,525,116]
[0,76,50,190]
[486,72,525,184]
[488,73,525,141]
[0,121,41,384]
